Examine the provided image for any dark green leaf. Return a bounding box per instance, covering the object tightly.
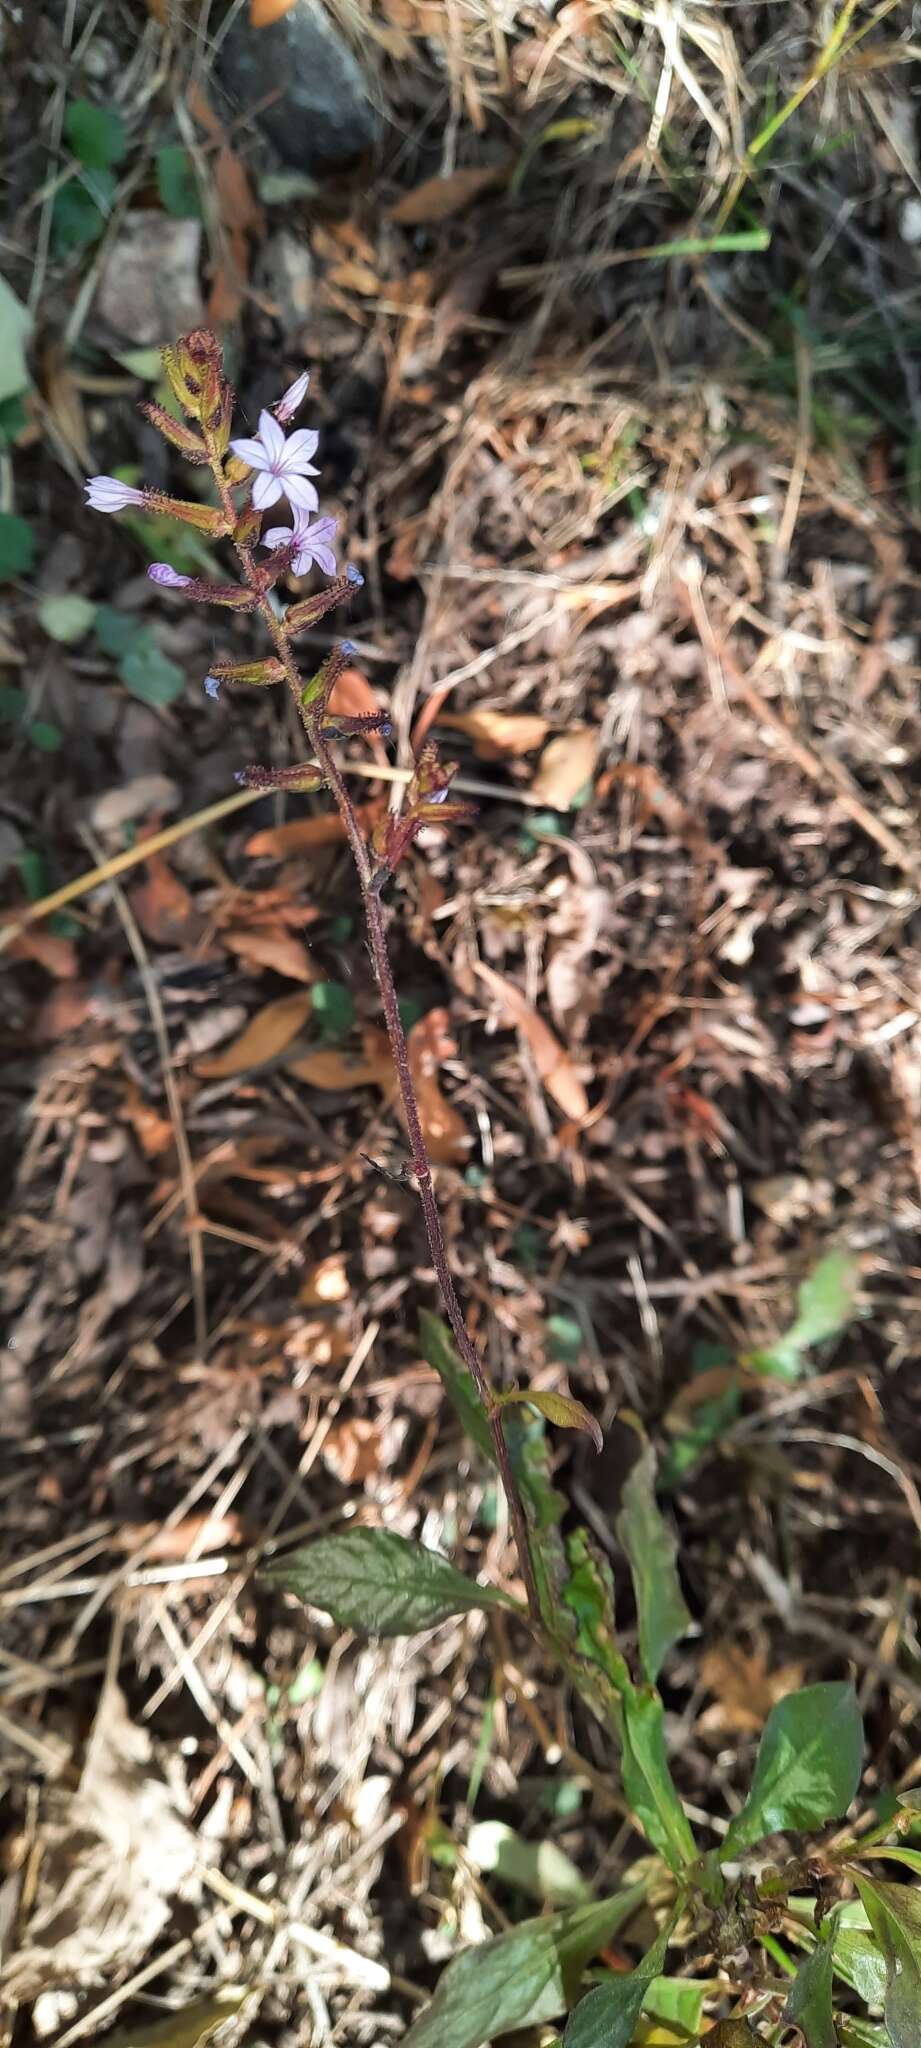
[621,1686,697,1871]
[27,721,62,752]
[0,512,35,580]
[659,1342,740,1488]
[0,392,29,445]
[562,1525,626,1698]
[95,605,142,657]
[833,1925,887,2007]
[402,1886,646,2048]
[0,685,26,721]
[64,99,127,169]
[418,1311,495,1464]
[263,1527,516,1636]
[616,1438,690,1683]
[18,848,49,900]
[52,170,117,253]
[507,1409,572,1634]
[724,1683,863,1852]
[854,1876,921,2048]
[156,144,202,218]
[120,638,185,706]
[784,1934,837,2048]
[311,979,355,1043]
[564,1923,671,2048]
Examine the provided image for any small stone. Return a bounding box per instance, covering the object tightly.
[216,0,379,175]
[96,214,204,345]
[90,774,181,836]
[256,229,314,342]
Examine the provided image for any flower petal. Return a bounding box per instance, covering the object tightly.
[284,475,320,513]
[275,370,310,423]
[252,471,283,511]
[229,436,269,471]
[263,524,295,550]
[281,427,319,469]
[257,409,286,465]
[312,543,338,577]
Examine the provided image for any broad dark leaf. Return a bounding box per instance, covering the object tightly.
[616,1437,690,1682]
[265,1527,516,1637]
[784,1934,838,2048]
[563,1922,671,2048]
[854,1875,921,2048]
[621,1686,696,1871]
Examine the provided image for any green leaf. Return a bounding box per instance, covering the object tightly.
[0,393,29,446]
[0,275,32,408]
[838,2023,889,2048]
[498,1388,602,1453]
[263,1527,516,1636]
[659,1342,740,1488]
[52,170,117,252]
[642,1976,709,2035]
[418,1311,495,1464]
[157,144,202,218]
[38,593,96,644]
[621,1686,697,1871]
[616,1438,690,1683]
[748,1251,860,1382]
[99,1991,250,2048]
[120,637,185,706]
[854,1875,921,2048]
[507,1409,572,1634]
[311,979,355,1043]
[724,1683,863,1853]
[834,1926,888,2007]
[402,1886,647,2048]
[466,1821,592,1908]
[27,721,62,752]
[0,513,35,581]
[784,1933,837,2048]
[564,1922,672,2048]
[546,1313,583,1365]
[95,604,141,657]
[0,685,26,721]
[64,98,127,169]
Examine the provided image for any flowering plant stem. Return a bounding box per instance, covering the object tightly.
[203,422,543,1625]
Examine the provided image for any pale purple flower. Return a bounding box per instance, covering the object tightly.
[263,513,338,578]
[148,563,192,589]
[230,409,320,513]
[274,370,310,425]
[204,674,221,699]
[85,476,146,513]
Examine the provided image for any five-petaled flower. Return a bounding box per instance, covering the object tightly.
[263,513,338,578]
[85,477,146,513]
[230,409,320,513]
[274,370,310,425]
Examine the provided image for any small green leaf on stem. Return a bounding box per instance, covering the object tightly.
[854,1875,921,2048]
[418,1311,495,1464]
[263,1527,517,1636]
[563,1919,673,2048]
[616,1434,690,1683]
[497,1388,602,1453]
[64,98,126,169]
[784,1928,837,2048]
[724,1682,863,1853]
[620,1686,697,1871]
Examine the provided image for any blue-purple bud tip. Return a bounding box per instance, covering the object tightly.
[339,640,358,657]
[234,769,248,785]
[345,565,364,587]
[204,674,221,699]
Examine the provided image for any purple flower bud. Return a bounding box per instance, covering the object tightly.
[234,769,248,785]
[274,369,311,424]
[428,785,450,804]
[345,565,364,587]
[148,563,193,588]
[340,640,358,657]
[85,476,146,513]
[204,674,221,699]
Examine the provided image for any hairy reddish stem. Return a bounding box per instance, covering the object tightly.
[208,435,541,1624]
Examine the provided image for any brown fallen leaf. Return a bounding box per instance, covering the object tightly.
[288,1039,394,1093]
[530,726,599,809]
[124,1083,175,1159]
[246,800,382,860]
[251,0,298,21]
[388,165,507,225]
[223,925,316,984]
[406,1007,472,1166]
[439,708,550,761]
[474,960,589,1121]
[700,1644,805,1735]
[131,853,203,948]
[197,990,314,1077]
[11,928,78,978]
[321,1416,385,1484]
[34,980,92,1040]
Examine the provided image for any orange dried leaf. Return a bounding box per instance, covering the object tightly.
[406,1007,472,1166]
[130,853,202,947]
[530,726,599,809]
[197,990,314,1076]
[475,960,589,1121]
[251,0,299,21]
[499,1387,602,1453]
[388,165,506,225]
[11,928,79,978]
[700,1645,805,1735]
[328,668,384,721]
[246,801,381,859]
[288,1045,393,1091]
[223,925,316,984]
[439,708,550,760]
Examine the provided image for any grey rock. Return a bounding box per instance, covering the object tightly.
[256,228,314,341]
[96,214,204,345]
[216,0,380,175]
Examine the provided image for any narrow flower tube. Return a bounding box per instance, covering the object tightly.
[286,573,361,635]
[146,564,255,609]
[85,477,147,513]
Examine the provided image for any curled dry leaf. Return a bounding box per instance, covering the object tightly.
[246,801,382,860]
[406,1007,472,1166]
[439,708,550,761]
[223,925,317,984]
[700,1644,806,1735]
[11,928,79,978]
[289,1033,394,1094]
[474,960,589,1122]
[197,989,314,1077]
[130,853,203,948]
[388,165,507,225]
[530,726,599,809]
[499,1386,603,1452]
